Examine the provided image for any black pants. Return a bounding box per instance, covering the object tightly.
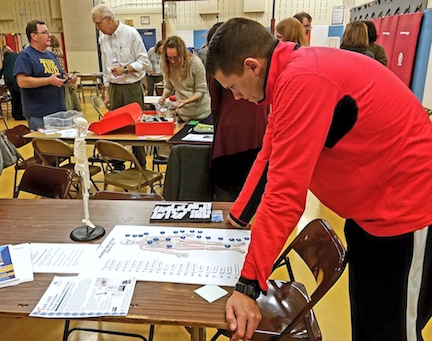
[211,149,260,201]
[6,83,24,120]
[345,219,432,341]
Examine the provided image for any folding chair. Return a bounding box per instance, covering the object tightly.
[91,96,107,120]
[4,125,38,196]
[32,138,101,196]
[77,75,100,102]
[14,164,73,199]
[95,140,163,193]
[210,219,347,341]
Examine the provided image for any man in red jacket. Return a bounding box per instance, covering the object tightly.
[206,18,432,341]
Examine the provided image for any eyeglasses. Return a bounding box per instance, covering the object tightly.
[302,24,313,30]
[94,16,107,25]
[166,56,179,61]
[34,30,50,35]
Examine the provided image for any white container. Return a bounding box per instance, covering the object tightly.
[43,110,83,128]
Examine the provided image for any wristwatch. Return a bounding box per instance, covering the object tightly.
[235,280,261,300]
[124,66,129,74]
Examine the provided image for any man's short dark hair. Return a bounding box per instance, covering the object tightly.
[206,18,276,77]
[363,21,378,44]
[294,12,312,23]
[26,20,45,42]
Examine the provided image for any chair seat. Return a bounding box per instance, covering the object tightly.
[217,280,321,341]
[105,168,163,191]
[61,164,101,185]
[15,156,38,170]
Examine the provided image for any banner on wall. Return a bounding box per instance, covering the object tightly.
[390,12,423,86]
[376,15,399,69]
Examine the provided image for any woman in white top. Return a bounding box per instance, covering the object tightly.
[146,40,164,96]
[158,36,211,123]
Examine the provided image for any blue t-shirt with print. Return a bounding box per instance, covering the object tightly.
[14,46,66,118]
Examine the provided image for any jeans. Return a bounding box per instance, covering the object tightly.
[26,117,45,131]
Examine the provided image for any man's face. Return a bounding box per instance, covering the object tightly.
[92,13,112,35]
[301,18,312,35]
[32,24,51,50]
[214,66,264,104]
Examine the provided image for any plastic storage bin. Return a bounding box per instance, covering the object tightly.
[43,111,83,128]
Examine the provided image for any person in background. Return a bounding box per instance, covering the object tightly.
[341,21,375,58]
[206,22,269,201]
[294,12,313,36]
[49,35,81,111]
[14,20,76,130]
[275,17,309,46]
[197,42,208,65]
[158,36,211,123]
[91,4,149,167]
[0,46,25,120]
[207,18,432,341]
[363,20,388,66]
[145,40,164,96]
[49,35,64,69]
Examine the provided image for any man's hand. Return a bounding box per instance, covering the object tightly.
[158,97,166,106]
[111,65,124,77]
[66,74,78,84]
[50,73,66,87]
[226,291,261,341]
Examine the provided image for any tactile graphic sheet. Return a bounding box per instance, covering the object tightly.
[80,225,251,287]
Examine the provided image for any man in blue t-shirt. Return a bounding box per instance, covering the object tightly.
[14,20,77,130]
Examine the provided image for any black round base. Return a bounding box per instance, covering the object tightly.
[70,225,106,242]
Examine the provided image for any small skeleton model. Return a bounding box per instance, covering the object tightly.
[74,117,95,228]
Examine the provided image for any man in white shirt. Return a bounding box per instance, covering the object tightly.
[91,4,150,166]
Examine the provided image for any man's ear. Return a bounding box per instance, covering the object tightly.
[244,57,261,75]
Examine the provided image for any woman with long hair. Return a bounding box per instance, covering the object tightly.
[158,36,210,122]
[341,21,375,58]
[276,18,309,46]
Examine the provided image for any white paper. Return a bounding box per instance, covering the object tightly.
[0,243,34,288]
[31,243,99,273]
[30,275,136,318]
[195,285,228,303]
[79,225,250,287]
[181,133,213,142]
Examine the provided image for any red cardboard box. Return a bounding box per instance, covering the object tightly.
[135,113,175,136]
[89,102,142,135]
[88,102,174,136]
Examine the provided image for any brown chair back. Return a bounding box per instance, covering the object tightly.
[258,219,347,340]
[14,164,73,199]
[32,138,73,165]
[211,219,347,341]
[96,140,141,165]
[4,125,31,149]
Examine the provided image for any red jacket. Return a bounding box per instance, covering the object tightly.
[230,42,432,290]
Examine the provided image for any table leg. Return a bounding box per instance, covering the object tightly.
[189,327,206,341]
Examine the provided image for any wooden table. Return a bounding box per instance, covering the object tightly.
[0,199,233,341]
[24,123,184,147]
